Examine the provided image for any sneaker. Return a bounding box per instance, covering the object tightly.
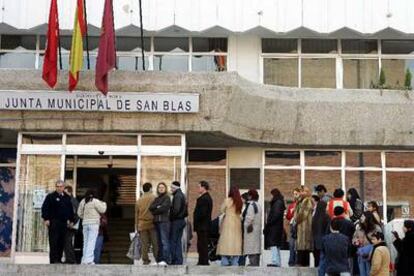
[158,261,168,266]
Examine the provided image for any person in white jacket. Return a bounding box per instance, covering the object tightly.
[78,190,107,264]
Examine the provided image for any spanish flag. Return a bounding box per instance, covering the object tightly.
[68,0,86,91]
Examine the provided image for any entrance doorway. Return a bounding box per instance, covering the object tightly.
[66,156,136,264]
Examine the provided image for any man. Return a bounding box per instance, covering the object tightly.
[321,219,351,276]
[63,185,79,264]
[327,188,353,219]
[315,184,332,203]
[41,180,75,263]
[333,206,355,241]
[136,182,158,265]
[169,181,188,265]
[193,180,213,265]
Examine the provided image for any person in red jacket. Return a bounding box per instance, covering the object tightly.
[286,187,301,266]
[327,188,353,219]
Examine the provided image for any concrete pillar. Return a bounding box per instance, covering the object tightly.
[227,35,261,83]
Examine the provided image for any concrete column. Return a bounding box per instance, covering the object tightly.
[227,35,261,83]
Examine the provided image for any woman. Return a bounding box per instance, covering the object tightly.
[347,188,364,223]
[370,232,390,276]
[242,189,262,266]
[352,211,382,276]
[264,188,286,267]
[294,186,314,267]
[77,190,107,264]
[286,188,301,267]
[217,186,243,266]
[367,201,382,226]
[149,182,172,266]
[311,195,330,270]
[393,220,414,276]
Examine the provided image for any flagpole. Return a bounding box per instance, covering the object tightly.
[111,0,117,69]
[56,1,62,70]
[83,0,91,69]
[138,0,145,71]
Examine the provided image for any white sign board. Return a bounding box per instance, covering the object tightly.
[0,90,199,113]
[33,188,47,209]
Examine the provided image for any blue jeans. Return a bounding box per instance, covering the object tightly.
[270,246,281,266]
[318,251,326,276]
[170,219,186,265]
[221,256,240,266]
[155,221,171,264]
[94,235,104,264]
[288,238,296,266]
[82,224,99,264]
[358,256,370,276]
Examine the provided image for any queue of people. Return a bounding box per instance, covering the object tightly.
[41,179,414,275]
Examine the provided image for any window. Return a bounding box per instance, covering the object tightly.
[262,39,297,53]
[302,39,337,54]
[263,58,298,86]
[230,168,260,190]
[1,35,37,50]
[381,59,414,88]
[342,40,378,54]
[343,59,379,89]
[193,38,227,52]
[265,151,300,166]
[301,59,336,88]
[382,40,414,54]
[188,149,226,165]
[153,55,188,72]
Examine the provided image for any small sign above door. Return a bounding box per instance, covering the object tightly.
[0,90,199,113]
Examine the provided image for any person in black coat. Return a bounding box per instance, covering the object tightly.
[264,188,286,267]
[41,180,75,264]
[149,182,172,265]
[393,220,414,276]
[312,196,330,268]
[193,180,213,266]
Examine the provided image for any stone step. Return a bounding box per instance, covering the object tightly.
[0,264,317,276]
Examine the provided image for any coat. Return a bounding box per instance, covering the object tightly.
[193,192,213,232]
[322,232,350,274]
[217,198,242,256]
[312,200,330,250]
[136,192,156,231]
[394,230,414,276]
[295,195,313,251]
[264,197,286,248]
[243,201,262,255]
[370,243,390,276]
[149,193,171,223]
[78,198,107,225]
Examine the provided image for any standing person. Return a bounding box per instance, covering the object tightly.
[217,186,243,266]
[347,188,364,223]
[149,182,172,266]
[93,213,108,264]
[352,211,382,276]
[322,219,351,276]
[193,180,213,266]
[242,189,262,266]
[286,187,301,267]
[264,188,286,267]
[239,192,250,266]
[333,206,356,274]
[392,220,414,276]
[327,188,353,219]
[41,180,75,264]
[77,190,107,265]
[294,186,314,267]
[169,181,188,265]
[136,182,158,265]
[63,185,79,264]
[312,195,330,275]
[315,184,332,203]
[369,232,390,276]
[367,201,382,226]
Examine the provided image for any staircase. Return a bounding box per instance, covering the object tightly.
[101,217,135,264]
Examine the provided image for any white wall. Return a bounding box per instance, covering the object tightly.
[227,35,261,83]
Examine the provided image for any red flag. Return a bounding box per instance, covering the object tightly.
[95,0,116,95]
[42,0,59,88]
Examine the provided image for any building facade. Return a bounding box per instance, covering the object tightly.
[1,0,414,264]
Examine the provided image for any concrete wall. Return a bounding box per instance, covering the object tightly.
[1,70,414,148]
